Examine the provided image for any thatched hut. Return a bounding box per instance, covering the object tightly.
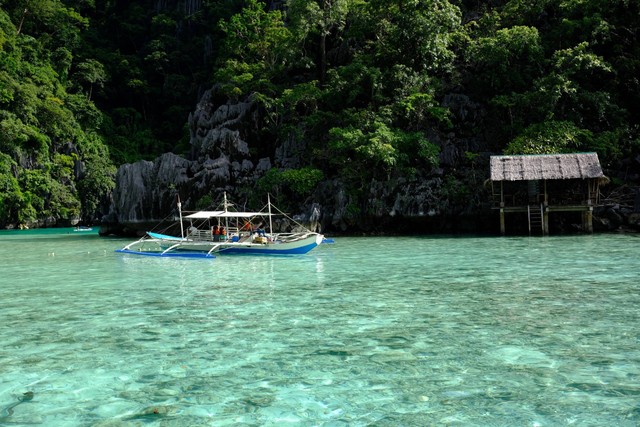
[489,153,607,235]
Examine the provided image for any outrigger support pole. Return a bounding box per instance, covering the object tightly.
[207,244,223,256]
[162,242,183,255]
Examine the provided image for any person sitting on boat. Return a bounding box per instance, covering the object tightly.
[212,225,220,241]
[220,226,226,240]
[251,221,264,235]
[241,221,253,232]
[252,224,268,244]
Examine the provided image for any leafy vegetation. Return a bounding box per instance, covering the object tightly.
[0,3,114,227]
[0,0,638,228]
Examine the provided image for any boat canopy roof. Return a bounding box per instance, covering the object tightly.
[185,210,271,219]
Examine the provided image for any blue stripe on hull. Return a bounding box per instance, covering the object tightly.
[217,242,319,255]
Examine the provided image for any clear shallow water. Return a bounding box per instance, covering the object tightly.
[1,230,639,426]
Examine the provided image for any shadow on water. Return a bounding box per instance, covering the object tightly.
[0,392,34,422]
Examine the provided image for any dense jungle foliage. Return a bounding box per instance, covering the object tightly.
[0,0,638,227]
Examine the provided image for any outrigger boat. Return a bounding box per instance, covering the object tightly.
[115,194,324,259]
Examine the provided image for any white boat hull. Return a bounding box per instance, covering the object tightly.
[118,233,323,258]
[173,233,323,255]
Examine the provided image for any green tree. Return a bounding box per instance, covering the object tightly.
[505,120,592,155]
[366,0,461,74]
[77,134,116,220]
[74,59,107,100]
[0,153,23,224]
[216,0,293,98]
[468,25,543,96]
[287,0,357,84]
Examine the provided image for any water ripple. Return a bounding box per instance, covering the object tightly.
[1,232,639,425]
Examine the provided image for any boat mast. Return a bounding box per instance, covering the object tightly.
[268,193,273,234]
[223,192,229,232]
[177,195,184,238]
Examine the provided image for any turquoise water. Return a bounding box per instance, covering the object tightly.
[1,230,639,426]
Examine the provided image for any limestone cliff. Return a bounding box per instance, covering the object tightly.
[100,86,497,236]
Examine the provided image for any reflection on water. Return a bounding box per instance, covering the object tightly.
[1,231,639,425]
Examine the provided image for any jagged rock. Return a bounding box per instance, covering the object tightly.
[628,212,640,230]
[275,134,307,168]
[101,153,190,234]
[324,181,352,232]
[189,86,255,162]
[200,128,249,158]
[255,158,272,175]
[308,203,322,232]
[196,155,231,187]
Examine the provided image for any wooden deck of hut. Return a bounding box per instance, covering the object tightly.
[489,153,607,235]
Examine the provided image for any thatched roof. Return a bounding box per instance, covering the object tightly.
[490,153,605,181]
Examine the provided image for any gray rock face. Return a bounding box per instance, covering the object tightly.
[189,87,254,162]
[275,134,307,169]
[104,153,191,228]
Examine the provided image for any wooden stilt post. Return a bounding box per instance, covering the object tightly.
[585,206,593,233]
[542,181,549,236]
[499,182,506,235]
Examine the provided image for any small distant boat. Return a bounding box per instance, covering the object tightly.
[116,194,326,259]
[73,226,93,232]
